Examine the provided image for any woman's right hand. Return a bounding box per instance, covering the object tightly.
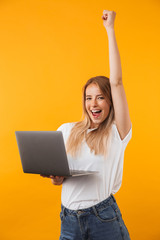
[40,174,64,185]
[102,10,116,30]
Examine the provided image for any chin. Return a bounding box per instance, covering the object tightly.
[92,120,101,126]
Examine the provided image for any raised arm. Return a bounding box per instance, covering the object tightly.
[102,10,131,140]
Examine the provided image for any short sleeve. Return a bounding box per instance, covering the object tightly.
[56,123,69,144]
[112,123,132,149]
[56,123,65,132]
[56,122,76,144]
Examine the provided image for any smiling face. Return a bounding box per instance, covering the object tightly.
[85,83,111,129]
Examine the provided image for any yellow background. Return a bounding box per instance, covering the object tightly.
[0,0,160,239]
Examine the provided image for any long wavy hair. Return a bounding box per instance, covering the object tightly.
[66,76,115,158]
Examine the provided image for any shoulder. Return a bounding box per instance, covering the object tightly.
[56,122,77,143]
[56,122,77,132]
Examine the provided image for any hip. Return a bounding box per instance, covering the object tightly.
[60,194,131,240]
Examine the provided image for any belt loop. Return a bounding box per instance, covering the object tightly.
[92,206,98,216]
[111,193,116,202]
[62,205,66,217]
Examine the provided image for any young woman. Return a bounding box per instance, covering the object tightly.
[41,10,132,240]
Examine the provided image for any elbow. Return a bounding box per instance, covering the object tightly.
[109,77,122,86]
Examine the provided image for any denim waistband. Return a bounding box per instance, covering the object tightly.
[61,194,117,216]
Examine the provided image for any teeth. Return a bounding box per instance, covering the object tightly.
[92,110,100,113]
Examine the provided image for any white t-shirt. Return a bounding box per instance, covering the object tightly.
[57,122,132,210]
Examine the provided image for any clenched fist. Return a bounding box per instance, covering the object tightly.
[102,10,116,30]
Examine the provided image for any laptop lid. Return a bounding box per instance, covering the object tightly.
[15,131,71,176]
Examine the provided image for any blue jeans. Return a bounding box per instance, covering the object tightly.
[59,194,131,240]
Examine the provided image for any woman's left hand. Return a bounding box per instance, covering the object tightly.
[40,174,64,185]
[50,176,64,185]
[102,10,116,30]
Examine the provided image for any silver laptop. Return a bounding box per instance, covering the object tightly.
[15,131,99,178]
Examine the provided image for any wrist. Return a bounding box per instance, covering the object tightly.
[105,27,115,34]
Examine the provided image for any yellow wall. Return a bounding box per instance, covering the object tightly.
[0,0,160,239]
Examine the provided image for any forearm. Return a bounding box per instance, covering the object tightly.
[106,28,122,85]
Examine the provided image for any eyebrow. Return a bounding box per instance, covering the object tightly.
[86,94,103,97]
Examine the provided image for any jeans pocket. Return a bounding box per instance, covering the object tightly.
[95,205,118,223]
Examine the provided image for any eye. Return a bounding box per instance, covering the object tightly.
[98,97,104,99]
[86,97,91,100]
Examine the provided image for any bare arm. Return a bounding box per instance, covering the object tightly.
[102,10,131,140]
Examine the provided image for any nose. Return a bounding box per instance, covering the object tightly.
[91,98,98,107]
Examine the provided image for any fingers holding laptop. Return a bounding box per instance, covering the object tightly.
[40,174,64,185]
[50,176,64,185]
[40,174,51,178]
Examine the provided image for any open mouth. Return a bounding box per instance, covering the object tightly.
[91,110,102,118]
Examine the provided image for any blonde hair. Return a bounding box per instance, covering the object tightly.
[66,76,115,158]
